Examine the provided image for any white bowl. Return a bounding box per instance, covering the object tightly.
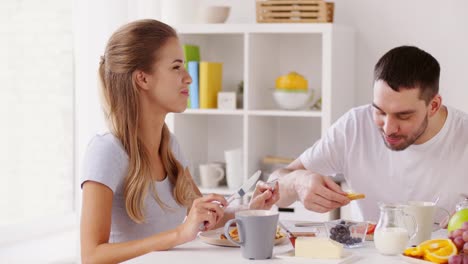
[197,6,230,23]
[273,91,310,110]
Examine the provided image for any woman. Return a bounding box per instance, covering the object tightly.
[80,19,279,263]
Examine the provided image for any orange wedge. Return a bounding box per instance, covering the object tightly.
[404,246,424,258]
[419,239,457,263]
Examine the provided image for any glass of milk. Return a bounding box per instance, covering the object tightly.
[374,203,417,255]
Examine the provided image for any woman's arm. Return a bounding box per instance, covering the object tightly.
[80,181,193,264]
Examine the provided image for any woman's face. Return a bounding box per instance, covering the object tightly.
[144,37,192,114]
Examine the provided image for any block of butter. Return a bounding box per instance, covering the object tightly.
[295,237,343,259]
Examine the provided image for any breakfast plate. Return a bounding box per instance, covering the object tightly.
[198,227,287,247]
[399,254,434,264]
[275,250,360,264]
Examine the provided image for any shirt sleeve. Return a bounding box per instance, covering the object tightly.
[80,135,129,193]
[299,110,354,176]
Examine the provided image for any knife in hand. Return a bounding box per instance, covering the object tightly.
[226,170,262,205]
[198,170,262,231]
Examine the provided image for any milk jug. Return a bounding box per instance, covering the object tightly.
[374,203,417,255]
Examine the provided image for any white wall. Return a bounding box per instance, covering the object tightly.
[198,0,468,111]
[332,0,468,111]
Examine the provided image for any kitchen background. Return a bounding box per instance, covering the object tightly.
[1,0,468,262]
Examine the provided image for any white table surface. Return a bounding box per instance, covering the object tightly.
[124,227,447,264]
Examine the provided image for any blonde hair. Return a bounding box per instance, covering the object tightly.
[98,19,200,223]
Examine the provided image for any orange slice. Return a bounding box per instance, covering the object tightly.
[419,239,457,263]
[403,246,424,258]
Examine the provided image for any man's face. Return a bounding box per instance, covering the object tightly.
[372,80,430,151]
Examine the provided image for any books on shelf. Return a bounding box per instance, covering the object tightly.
[199,62,223,109]
[183,44,200,64]
[182,44,224,109]
[187,61,199,109]
[183,45,200,108]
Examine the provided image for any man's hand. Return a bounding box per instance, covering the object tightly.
[295,171,350,213]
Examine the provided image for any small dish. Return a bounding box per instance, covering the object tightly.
[273,91,310,110]
[324,219,368,248]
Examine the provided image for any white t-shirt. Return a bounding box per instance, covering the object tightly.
[300,104,468,222]
[81,132,189,243]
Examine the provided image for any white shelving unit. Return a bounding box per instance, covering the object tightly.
[166,23,354,221]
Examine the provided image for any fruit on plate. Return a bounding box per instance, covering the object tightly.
[448,209,468,232]
[366,222,376,235]
[365,222,376,240]
[403,239,458,263]
[275,72,308,92]
[447,221,468,264]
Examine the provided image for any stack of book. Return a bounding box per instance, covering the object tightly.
[183,45,223,109]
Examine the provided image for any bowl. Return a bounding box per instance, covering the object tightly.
[324,219,368,248]
[197,6,231,23]
[273,91,310,110]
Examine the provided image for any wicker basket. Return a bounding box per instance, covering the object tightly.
[256,0,334,23]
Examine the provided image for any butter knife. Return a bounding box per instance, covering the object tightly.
[199,170,262,231]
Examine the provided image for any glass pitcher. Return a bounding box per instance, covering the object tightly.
[374,203,418,255]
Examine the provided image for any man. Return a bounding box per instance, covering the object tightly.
[272,46,468,221]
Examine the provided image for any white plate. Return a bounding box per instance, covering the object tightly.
[399,254,434,264]
[198,227,287,247]
[275,250,361,264]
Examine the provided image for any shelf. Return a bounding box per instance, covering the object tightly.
[175,23,334,34]
[168,24,355,219]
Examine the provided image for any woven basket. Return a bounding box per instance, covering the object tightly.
[256,0,334,23]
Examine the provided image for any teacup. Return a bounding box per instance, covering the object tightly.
[199,163,224,188]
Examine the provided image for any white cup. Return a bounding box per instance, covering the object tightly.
[405,201,450,245]
[199,163,224,188]
[224,148,243,189]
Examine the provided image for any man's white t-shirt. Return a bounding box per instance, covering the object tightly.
[81,132,189,243]
[300,104,468,221]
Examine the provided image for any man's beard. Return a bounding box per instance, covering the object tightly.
[381,115,428,151]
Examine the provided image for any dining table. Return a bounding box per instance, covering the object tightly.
[124,224,447,264]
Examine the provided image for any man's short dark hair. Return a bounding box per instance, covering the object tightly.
[374,46,440,104]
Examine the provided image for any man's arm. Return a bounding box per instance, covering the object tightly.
[270,158,350,213]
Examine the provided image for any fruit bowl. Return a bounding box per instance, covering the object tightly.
[273,91,310,110]
[324,219,368,248]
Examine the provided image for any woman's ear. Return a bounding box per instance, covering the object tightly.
[133,70,150,91]
[429,94,442,117]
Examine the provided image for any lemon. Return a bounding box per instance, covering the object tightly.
[275,72,308,92]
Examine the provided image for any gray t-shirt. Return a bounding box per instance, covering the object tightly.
[81,132,189,243]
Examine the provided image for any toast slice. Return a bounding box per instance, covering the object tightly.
[346,192,365,200]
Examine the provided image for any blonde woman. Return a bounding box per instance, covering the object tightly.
[80,19,279,263]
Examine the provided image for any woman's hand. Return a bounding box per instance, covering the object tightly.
[179,194,227,243]
[248,181,280,210]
